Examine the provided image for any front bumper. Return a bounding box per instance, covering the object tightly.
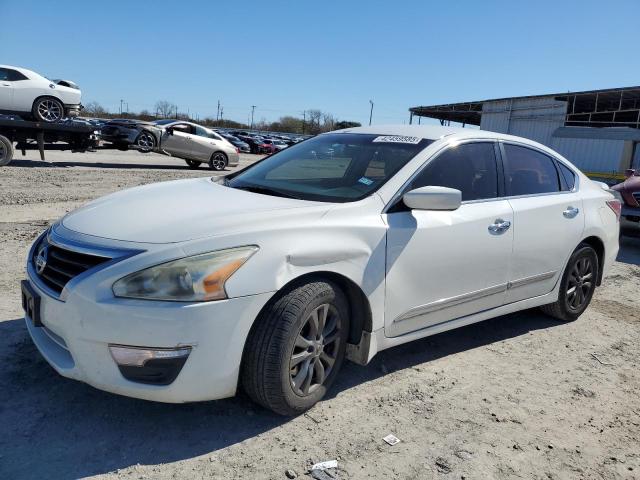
[23,237,273,403]
[621,204,640,221]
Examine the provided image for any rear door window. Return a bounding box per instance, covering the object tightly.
[503,144,560,196]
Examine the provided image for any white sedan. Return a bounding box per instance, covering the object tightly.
[0,65,82,122]
[21,125,620,415]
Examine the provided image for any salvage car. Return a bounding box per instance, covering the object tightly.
[611,168,640,224]
[100,119,239,170]
[0,65,82,122]
[21,125,620,415]
[221,133,251,153]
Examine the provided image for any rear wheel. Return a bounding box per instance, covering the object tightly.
[208,152,228,171]
[32,97,64,123]
[185,159,200,169]
[540,244,599,322]
[242,281,349,415]
[134,131,156,152]
[0,135,14,166]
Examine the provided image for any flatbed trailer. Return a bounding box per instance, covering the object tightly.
[0,117,97,166]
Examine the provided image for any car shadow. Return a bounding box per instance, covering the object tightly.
[6,158,208,171]
[0,308,559,479]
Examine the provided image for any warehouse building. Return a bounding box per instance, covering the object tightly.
[409,86,640,180]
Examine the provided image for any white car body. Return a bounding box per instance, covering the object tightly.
[22,125,619,405]
[0,64,82,118]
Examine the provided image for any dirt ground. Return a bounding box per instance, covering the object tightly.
[1,149,639,480]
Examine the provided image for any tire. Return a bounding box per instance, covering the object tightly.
[32,97,65,123]
[540,243,599,322]
[0,135,14,166]
[208,152,228,171]
[241,281,350,416]
[134,131,157,152]
[185,159,201,169]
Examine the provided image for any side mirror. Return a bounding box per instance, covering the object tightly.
[624,168,637,178]
[403,186,462,211]
[166,127,173,136]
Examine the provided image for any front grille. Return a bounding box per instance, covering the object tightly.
[633,192,640,206]
[33,237,110,295]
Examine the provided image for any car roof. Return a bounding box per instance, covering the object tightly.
[333,124,556,149]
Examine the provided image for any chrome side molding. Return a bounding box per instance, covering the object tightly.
[394,270,557,323]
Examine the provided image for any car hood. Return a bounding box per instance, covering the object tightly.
[61,177,332,243]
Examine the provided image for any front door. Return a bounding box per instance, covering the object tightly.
[500,143,585,303]
[161,123,194,158]
[384,141,513,337]
[0,68,14,110]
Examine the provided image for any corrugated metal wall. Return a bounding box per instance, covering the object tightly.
[479,95,625,173]
[550,137,625,174]
[480,96,566,144]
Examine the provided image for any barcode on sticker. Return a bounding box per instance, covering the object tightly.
[372,135,421,144]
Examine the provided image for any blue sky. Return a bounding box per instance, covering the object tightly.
[2,0,638,126]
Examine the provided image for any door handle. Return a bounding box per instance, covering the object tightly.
[488,218,511,235]
[563,206,579,219]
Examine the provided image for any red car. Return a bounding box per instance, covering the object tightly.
[611,169,640,223]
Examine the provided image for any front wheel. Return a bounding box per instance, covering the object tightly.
[241,281,349,415]
[134,131,157,152]
[32,97,64,123]
[540,243,599,322]
[208,152,228,171]
[0,134,14,166]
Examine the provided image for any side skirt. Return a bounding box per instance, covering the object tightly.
[347,289,558,365]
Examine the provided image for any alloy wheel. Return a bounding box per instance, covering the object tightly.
[136,132,155,150]
[37,99,62,122]
[210,153,227,171]
[566,257,593,312]
[289,304,341,396]
[0,142,5,162]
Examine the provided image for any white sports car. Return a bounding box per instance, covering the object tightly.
[0,64,82,122]
[21,125,620,415]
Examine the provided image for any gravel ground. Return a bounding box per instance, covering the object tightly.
[1,149,639,480]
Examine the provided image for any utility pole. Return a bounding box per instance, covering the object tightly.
[250,105,256,130]
[216,100,220,121]
[302,110,306,134]
[369,100,374,126]
[125,103,129,115]
[120,99,124,115]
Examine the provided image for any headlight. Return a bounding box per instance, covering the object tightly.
[112,246,258,302]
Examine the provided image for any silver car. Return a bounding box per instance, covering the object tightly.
[101,119,240,171]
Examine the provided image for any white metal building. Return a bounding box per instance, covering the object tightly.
[409,87,640,180]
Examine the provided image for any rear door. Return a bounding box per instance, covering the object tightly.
[191,126,219,161]
[501,142,584,303]
[384,141,514,337]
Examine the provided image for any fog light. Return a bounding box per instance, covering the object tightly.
[109,345,192,385]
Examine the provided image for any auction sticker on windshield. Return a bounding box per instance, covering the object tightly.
[372,135,421,144]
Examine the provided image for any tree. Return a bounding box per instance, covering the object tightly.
[84,101,107,117]
[335,121,361,130]
[155,100,177,118]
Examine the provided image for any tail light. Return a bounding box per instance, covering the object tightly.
[606,199,622,221]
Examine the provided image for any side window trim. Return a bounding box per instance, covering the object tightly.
[498,140,580,198]
[384,139,503,213]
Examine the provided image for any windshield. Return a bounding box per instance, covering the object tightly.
[153,119,176,125]
[227,133,432,202]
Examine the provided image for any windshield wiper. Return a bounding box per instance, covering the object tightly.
[231,184,300,199]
